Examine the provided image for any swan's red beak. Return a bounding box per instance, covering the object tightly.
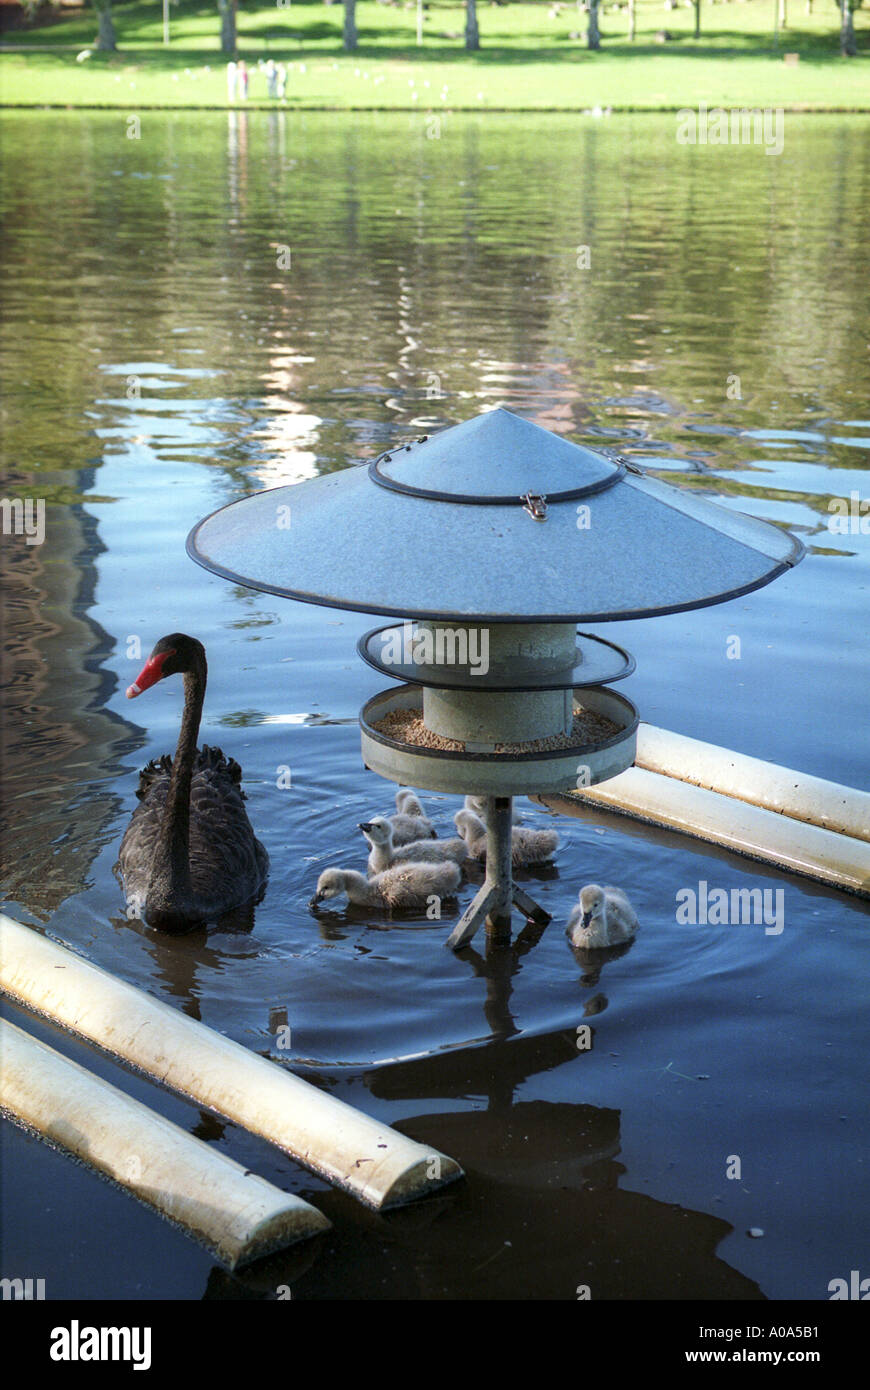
[127,650,173,699]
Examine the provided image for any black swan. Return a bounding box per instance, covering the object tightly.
[115,633,269,932]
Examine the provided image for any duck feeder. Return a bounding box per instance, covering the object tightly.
[188,409,804,949]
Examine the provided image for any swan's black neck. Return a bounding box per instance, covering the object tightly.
[151,656,206,913]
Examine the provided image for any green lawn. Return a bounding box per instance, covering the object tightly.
[1,0,867,109]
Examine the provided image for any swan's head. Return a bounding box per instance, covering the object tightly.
[578,884,605,927]
[358,816,393,847]
[398,791,425,817]
[310,868,346,907]
[464,795,486,816]
[127,633,205,698]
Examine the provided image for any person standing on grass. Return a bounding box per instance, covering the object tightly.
[226,60,237,103]
[276,63,287,100]
[266,59,278,99]
[237,60,249,100]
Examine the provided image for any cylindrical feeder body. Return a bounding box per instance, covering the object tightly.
[419,621,578,747]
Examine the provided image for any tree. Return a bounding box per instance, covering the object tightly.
[218,0,236,55]
[92,0,117,50]
[466,0,479,49]
[840,0,857,54]
[693,0,701,37]
[344,0,357,49]
[628,0,636,39]
[587,0,600,48]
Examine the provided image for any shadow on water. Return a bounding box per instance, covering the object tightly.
[217,1026,764,1300]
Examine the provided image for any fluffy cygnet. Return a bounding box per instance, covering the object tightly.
[360,816,467,876]
[567,884,638,949]
[310,860,461,910]
[464,794,521,825]
[388,789,437,845]
[453,809,487,859]
[453,809,559,867]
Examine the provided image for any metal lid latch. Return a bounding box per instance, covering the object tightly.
[521,493,548,521]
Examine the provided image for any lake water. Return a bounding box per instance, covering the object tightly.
[1,110,868,1301]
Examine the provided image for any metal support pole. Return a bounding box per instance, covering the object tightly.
[485,796,513,942]
[446,796,552,950]
[511,883,552,926]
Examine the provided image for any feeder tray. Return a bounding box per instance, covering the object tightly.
[357,625,636,691]
[361,684,639,796]
[189,408,804,950]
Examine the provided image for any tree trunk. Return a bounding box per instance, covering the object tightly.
[218,0,236,55]
[840,0,856,56]
[693,0,700,37]
[344,0,357,49]
[628,0,635,39]
[93,0,117,51]
[587,0,600,48]
[778,0,786,27]
[465,0,480,49]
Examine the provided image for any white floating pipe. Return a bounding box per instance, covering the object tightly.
[0,1019,330,1270]
[634,723,870,844]
[0,915,462,1208]
[551,766,870,897]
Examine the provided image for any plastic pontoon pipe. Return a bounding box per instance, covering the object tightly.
[0,915,462,1209]
[0,1019,330,1269]
[634,724,870,844]
[555,767,870,897]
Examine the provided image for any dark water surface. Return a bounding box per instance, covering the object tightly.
[1,111,868,1301]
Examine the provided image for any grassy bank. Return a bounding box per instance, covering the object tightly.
[1,0,867,109]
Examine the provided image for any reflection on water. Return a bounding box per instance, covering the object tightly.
[1,110,868,1300]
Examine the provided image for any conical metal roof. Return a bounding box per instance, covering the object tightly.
[188,408,804,623]
[371,410,618,502]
